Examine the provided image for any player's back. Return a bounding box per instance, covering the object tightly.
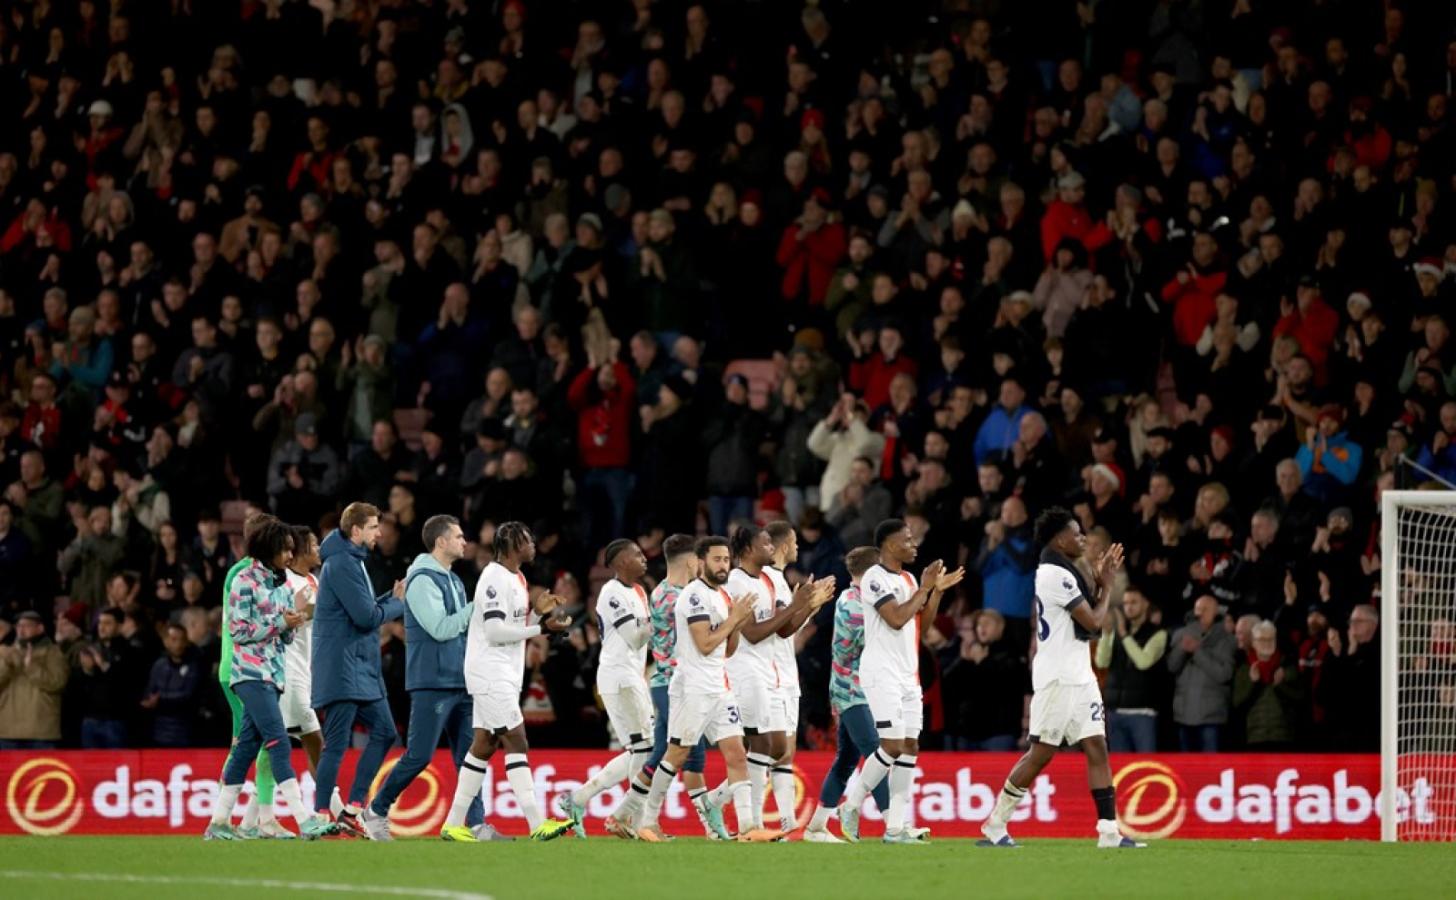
[465,561,531,694]
[858,563,919,687]
[596,578,649,691]
[1031,560,1096,690]
[672,579,731,695]
[724,567,779,685]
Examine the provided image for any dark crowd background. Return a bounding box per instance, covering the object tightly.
[1,0,1454,756]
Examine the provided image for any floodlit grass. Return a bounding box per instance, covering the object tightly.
[0,835,1449,899]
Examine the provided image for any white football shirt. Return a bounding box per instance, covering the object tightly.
[596,578,649,692]
[283,569,316,691]
[672,578,733,696]
[724,567,780,686]
[465,561,533,694]
[1031,561,1096,690]
[764,566,802,697]
[858,563,920,688]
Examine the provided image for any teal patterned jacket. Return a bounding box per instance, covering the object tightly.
[829,586,868,713]
[226,561,296,690]
[648,581,683,688]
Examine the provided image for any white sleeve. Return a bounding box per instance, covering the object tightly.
[1036,566,1085,610]
[482,618,543,643]
[476,569,507,619]
[862,567,897,610]
[599,585,637,632]
[682,587,713,625]
[617,618,650,650]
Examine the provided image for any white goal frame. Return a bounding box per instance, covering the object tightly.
[1380,489,1456,841]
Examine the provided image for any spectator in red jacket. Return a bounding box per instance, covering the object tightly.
[286,116,339,196]
[777,190,847,317]
[849,323,918,410]
[1273,276,1341,384]
[1162,231,1228,349]
[20,372,64,452]
[567,355,636,550]
[1040,171,1094,263]
[1162,231,1228,394]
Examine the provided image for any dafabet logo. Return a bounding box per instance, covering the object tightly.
[6,758,83,835]
[1113,760,1187,840]
[369,759,448,836]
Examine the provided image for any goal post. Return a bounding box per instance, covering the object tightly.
[1380,489,1456,842]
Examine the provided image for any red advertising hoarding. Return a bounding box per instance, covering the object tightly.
[0,750,1441,840]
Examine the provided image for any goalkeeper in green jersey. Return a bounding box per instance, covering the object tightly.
[218,512,339,837]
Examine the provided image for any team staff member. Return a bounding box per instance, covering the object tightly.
[364,515,505,841]
[312,501,405,838]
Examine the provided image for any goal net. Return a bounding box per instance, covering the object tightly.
[1382,490,1456,841]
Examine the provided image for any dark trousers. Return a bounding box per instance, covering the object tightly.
[0,739,58,749]
[315,697,397,812]
[1108,711,1158,753]
[223,681,295,785]
[819,705,891,811]
[81,718,127,748]
[1178,723,1222,752]
[370,688,482,826]
[581,468,632,552]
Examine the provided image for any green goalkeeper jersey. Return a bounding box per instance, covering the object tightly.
[217,556,253,684]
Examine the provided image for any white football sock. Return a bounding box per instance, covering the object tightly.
[629,742,653,780]
[239,795,260,829]
[688,787,708,817]
[276,778,309,830]
[807,803,834,831]
[886,754,917,833]
[772,766,798,830]
[640,761,677,829]
[573,751,630,806]
[708,778,732,808]
[329,788,344,817]
[212,784,243,827]
[730,780,753,834]
[746,752,773,828]
[616,771,651,820]
[990,780,1028,827]
[846,748,893,809]
[504,753,542,830]
[446,753,490,828]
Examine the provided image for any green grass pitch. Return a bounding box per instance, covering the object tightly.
[0,836,1449,899]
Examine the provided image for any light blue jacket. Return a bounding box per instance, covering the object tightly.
[402,553,470,692]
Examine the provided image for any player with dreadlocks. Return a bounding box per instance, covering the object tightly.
[439,521,577,842]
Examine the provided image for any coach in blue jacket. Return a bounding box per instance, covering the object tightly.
[362,514,494,840]
[311,501,405,834]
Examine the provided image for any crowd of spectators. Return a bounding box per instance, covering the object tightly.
[2,0,1455,753]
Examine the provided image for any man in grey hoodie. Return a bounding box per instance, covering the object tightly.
[362,515,504,841]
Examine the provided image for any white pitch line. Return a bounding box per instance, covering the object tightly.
[0,870,493,900]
